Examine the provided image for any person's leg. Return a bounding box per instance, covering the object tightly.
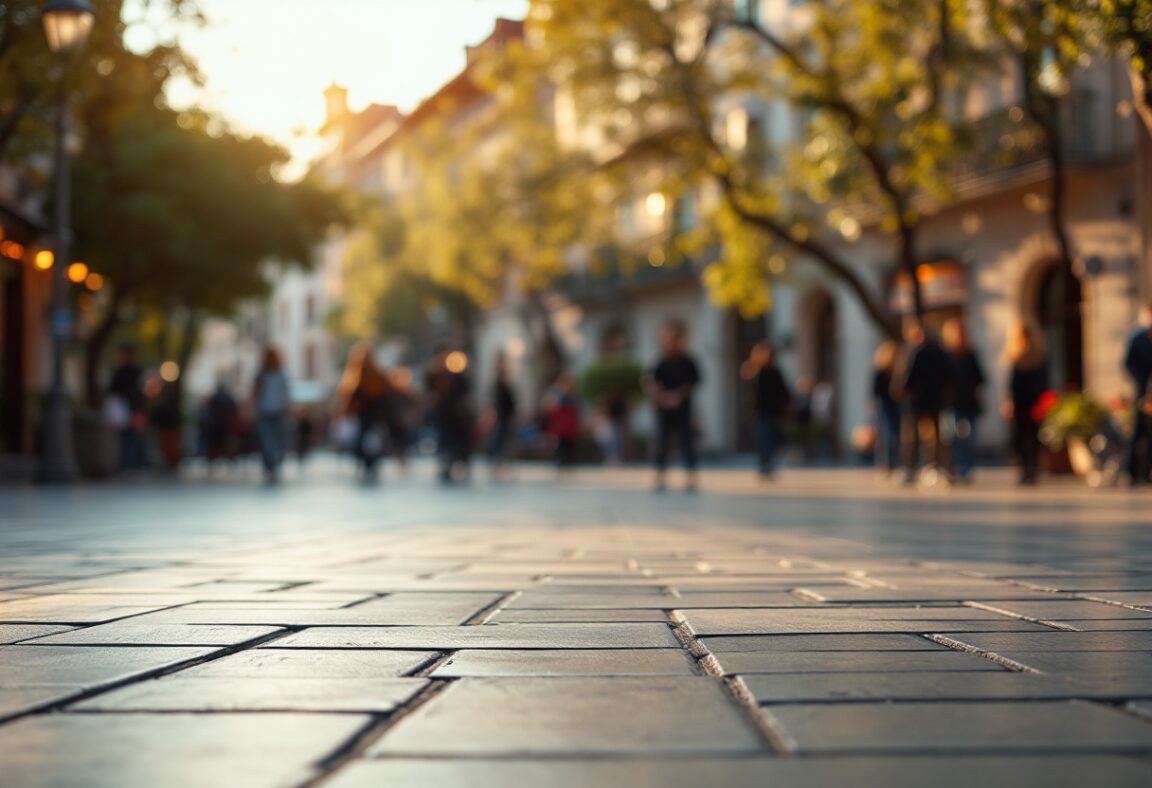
[901,411,919,482]
[756,416,771,474]
[1018,416,1040,483]
[654,413,671,489]
[680,412,698,488]
[885,407,902,472]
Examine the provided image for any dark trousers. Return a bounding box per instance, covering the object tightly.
[877,402,902,472]
[1127,404,1152,483]
[756,416,780,473]
[556,436,576,468]
[903,409,949,476]
[952,407,980,479]
[1013,414,1041,481]
[656,410,696,472]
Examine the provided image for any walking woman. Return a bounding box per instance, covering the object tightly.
[340,344,394,482]
[943,318,986,483]
[253,346,291,483]
[1003,321,1048,486]
[871,340,902,476]
[742,342,792,478]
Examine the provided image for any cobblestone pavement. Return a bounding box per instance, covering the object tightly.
[2,461,1152,787]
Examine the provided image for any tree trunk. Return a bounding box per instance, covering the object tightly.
[897,224,925,321]
[0,89,38,165]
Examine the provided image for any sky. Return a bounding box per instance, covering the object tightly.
[124,0,528,170]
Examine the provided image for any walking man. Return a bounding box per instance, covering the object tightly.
[647,320,702,492]
[1124,304,1152,486]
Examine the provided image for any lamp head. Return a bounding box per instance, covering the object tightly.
[42,0,95,54]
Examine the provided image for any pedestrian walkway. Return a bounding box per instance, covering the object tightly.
[1,463,1151,787]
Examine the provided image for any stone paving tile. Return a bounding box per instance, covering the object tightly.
[1003,651,1152,675]
[504,591,679,609]
[0,624,74,644]
[1,685,88,720]
[490,608,671,623]
[762,700,1152,754]
[370,677,763,755]
[677,608,1053,636]
[0,645,220,686]
[1056,620,1152,631]
[19,622,283,647]
[714,649,1003,674]
[430,649,698,677]
[0,600,173,624]
[0,712,369,788]
[669,592,820,608]
[328,755,1152,788]
[1081,592,1152,607]
[1018,575,1152,592]
[939,632,1152,653]
[73,676,429,712]
[739,671,1128,703]
[801,587,1073,603]
[268,623,681,650]
[702,634,948,652]
[174,648,437,679]
[969,601,1152,620]
[130,592,500,626]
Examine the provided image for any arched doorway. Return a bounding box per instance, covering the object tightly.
[1031,263,1084,391]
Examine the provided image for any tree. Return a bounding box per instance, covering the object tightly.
[0,0,200,167]
[72,103,341,405]
[523,0,991,339]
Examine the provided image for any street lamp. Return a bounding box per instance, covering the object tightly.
[36,0,94,484]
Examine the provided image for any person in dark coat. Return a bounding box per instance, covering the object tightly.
[201,382,238,463]
[489,355,518,474]
[943,318,986,483]
[646,320,702,492]
[340,344,393,482]
[896,320,953,484]
[871,340,902,475]
[1123,305,1152,486]
[109,343,147,470]
[426,347,473,483]
[742,342,792,478]
[1004,321,1049,486]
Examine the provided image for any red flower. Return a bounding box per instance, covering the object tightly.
[1031,390,1060,424]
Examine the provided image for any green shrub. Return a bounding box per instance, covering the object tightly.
[578,357,645,405]
[1040,393,1110,450]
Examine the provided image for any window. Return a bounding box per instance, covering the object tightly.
[733,0,760,24]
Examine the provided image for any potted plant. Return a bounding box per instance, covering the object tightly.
[1039,393,1110,478]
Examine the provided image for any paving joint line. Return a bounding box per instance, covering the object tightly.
[0,627,300,727]
[924,634,1039,672]
[963,602,1082,632]
[299,680,454,788]
[463,590,520,625]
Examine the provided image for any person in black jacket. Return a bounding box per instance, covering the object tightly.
[742,342,792,478]
[943,318,986,483]
[1123,305,1152,486]
[489,355,518,475]
[646,320,702,492]
[871,340,902,475]
[896,319,952,485]
[1004,321,1049,486]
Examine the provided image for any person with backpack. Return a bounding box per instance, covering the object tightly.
[253,345,291,483]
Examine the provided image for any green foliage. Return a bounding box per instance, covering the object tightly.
[578,357,645,405]
[1040,392,1111,449]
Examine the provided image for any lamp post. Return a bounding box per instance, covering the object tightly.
[36,0,94,484]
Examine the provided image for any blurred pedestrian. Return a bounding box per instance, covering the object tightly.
[943,318,986,484]
[1123,304,1152,486]
[544,373,580,472]
[253,345,291,483]
[1003,321,1048,486]
[646,319,702,492]
[599,386,629,464]
[871,340,902,475]
[426,347,473,483]
[108,343,148,471]
[896,319,952,486]
[295,407,314,465]
[200,382,238,464]
[489,355,518,475]
[389,367,418,469]
[339,344,393,482]
[742,342,792,479]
